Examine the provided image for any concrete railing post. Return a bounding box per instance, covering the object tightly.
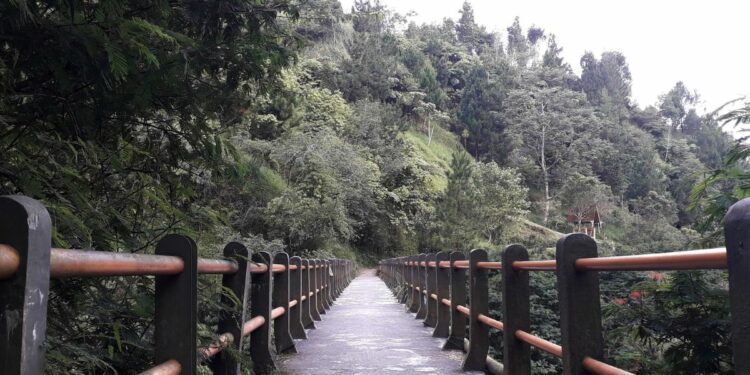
[557,234,603,374]
[724,198,750,373]
[325,260,334,307]
[408,255,419,313]
[303,259,320,325]
[250,251,274,374]
[444,251,466,351]
[502,245,531,375]
[415,254,427,320]
[272,252,296,354]
[211,242,250,375]
[433,251,450,338]
[399,257,409,304]
[318,260,331,311]
[0,196,52,375]
[155,235,198,375]
[424,253,438,327]
[289,256,307,339]
[331,260,339,301]
[463,249,489,372]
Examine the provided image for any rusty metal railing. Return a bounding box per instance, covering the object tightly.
[378,197,750,375]
[0,195,355,375]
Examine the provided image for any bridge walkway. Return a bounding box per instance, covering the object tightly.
[278,269,478,374]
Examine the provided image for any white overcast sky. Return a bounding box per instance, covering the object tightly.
[341,0,750,113]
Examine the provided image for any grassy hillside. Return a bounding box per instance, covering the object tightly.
[401,126,462,193]
[403,126,567,254]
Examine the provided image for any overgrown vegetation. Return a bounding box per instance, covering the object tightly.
[0,0,744,372]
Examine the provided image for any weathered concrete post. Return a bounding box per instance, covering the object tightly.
[415,253,427,320]
[325,260,334,307]
[288,256,307,339]
[319,260,331,311]
[433,251,450,338]
[211,242,250,375]
[424,253,438,327]
[724,198,750,373]
[443,251,466,351]
[408,255,420,313]
[272,252,296,354]
[402,257,411,308]
[557,234,603,374]
[155,235,198,375]
[399,257,409,304]
[326,259,336,307]
[317,260,326,310]
[338,260,344,295]
[309,259,323,320]
[463,249,488,372]
[502,245,531,375]
[303,258,320,325]
[250,251,275,374]
[0,196,52,375]
[331,260,339,301]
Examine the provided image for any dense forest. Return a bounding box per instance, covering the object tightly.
[1,0,747,373]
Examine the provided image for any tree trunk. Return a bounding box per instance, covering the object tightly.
[474,137,479,161]
[541,124,551,226]
[665,126,672,162]
[427,119,433,146]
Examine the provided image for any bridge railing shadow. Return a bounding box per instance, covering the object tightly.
[378,197,750,375]
[0,195,354,375]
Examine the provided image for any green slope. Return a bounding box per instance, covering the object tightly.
[401,126,462,193]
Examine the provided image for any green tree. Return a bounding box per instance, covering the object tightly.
[507,16,531,66]
[406,94,450,146]
[456,1,478,48]
[437,148,477,249]
[1,0,302,371]
[504,67,598,224]
[559,173,613,225]
[604,272,732,374]
[542,34,567,69]
[659,82,698,162]
[580,51,632,120]
[457,62,509,160]
[691,101,750,234]
[455,1,491,54]
[268,127,380,249]
[472,162,528,243]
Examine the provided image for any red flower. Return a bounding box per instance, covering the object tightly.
[614,298,627,305]
[629,290,642,299]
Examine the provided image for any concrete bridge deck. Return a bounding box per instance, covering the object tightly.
[279,269,479,374]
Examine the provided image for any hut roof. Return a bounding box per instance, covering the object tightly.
[566,209,601,224]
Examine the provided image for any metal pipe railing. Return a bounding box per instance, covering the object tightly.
[477,314,503,331]
[0,194,357,375]
[242,316,266,336]
[0,244,20,279]
[0,247,244,279]
[575,248,727,271]
[583,357,634,375]
[198,332,234,361]
[139,359,181,375]
[515,330,562,358]
[377,197,750,375]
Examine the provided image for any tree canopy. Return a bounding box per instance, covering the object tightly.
[0,0,741,372]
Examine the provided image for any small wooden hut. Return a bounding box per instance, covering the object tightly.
[566,209,603,239]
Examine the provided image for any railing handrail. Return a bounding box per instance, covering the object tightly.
[377,197,750,375]
[414,247,728,272]
[0,194,355,375]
